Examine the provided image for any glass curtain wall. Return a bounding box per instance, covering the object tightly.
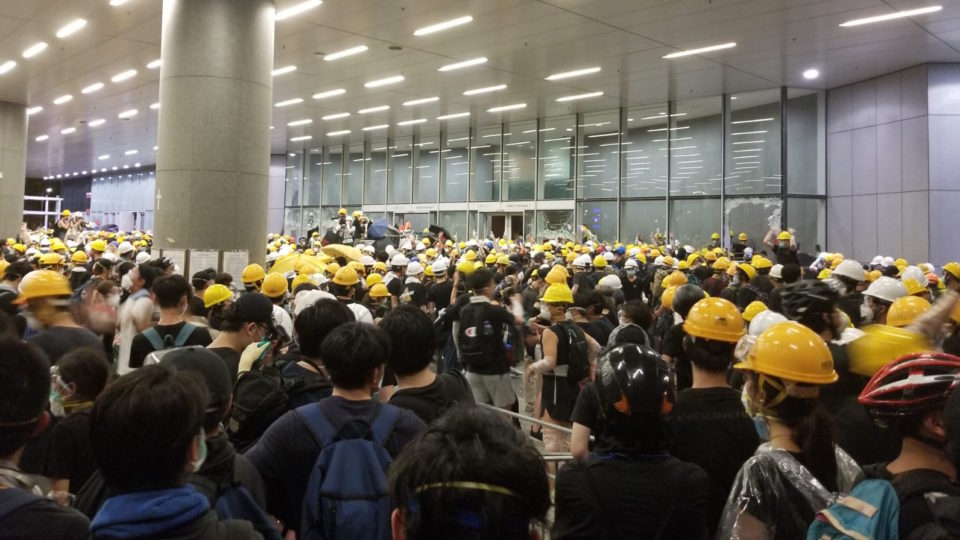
[504,120,536,200]
[414,133,440,203]
[442,130,469,202]
[538,116,575,200]
[471,125,501,202]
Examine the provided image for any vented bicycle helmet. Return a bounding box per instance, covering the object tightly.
[858,352,960,419]
[780,279,839,319]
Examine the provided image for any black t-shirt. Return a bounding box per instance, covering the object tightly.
[668,387,760,536]
[542,323,587,422]
[552,453,708,540]
[661,323,690,390]
[388,371,476,424]
[621,273,644,302]
[400,281,428,307]
[572,272,594,292]
[386,275,404,297]
[43,410,97,494]
[28,326,105,365]
[773,245,799,265]
[129,322,213,368]
[208,347,242,384]
[571,383,602,452]
[427,280,454,312]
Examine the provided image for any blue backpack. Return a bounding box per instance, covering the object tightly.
[0,487,45,522]
[142,322,197,351]
[807,479,900,540]
[191,474,282,540]
[297,402,400,540]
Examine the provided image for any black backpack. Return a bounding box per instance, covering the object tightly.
[554,321,590,384]
[226,364,333,453]
[457,302,500,370]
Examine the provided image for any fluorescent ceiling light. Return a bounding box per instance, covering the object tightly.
[437,112,470,120]
[150,102,160,110]
[60,127,76,134]
[88,118,105,127]
[147,59,162,69]
[414,15,473,36]
[323,45,367,61]
[118,109,138,118]
[322,112,350,120]
[22,42,47,58]
[359,105,390,114]
[35,135,48,142]
[98,154,109,160]
[275,0,323,21]
[27,106,42,115]
[731,130,768,136]
[124,149,138,155]
[287,118,312,126]
[272,65,297,76]
[0,61,16,74]
[312,88,346,100]
[487,103,526,113]
[403,96,439,106]
[803,68,820,80]
[545,66,601,80]
[275,98,303,107]
[364,75,404,88]
[587,132,618,139]
[662,42,736,59]
[556,91,604,102]
[81,82,104,94]
[53,94,73,105]
[109,0,129,5]
[290,135,312,141]
[839,5,941,27]
[731,117,773,124]
[463,84,506,96]
[56,19,87,39]
[362,124,389,131]
[111,69,137,83]
[438,57,487,72]
[733,140,764,144]
[397,118,427,126]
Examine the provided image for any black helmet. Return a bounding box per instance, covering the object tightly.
[672,284,705,319]
[597,344,674,420]
[781,279,838,319]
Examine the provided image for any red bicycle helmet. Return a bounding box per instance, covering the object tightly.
[858,352,960,418]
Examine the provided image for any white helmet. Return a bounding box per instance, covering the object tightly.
[881,256,895,268]
[598,274,622,290]
[135,251,152,265]
[743,247,754,259]
[603,251,615,262]
[432,259,449,274]
[573,254,591,268]
[653,256,665,267]
[360,255,376,266]
[833,259,865,282]
[625,259,639,269]
[406,261,424,276]
[360,244,375,254]
[870,255,883,266]
[769,264,783,280]
[266,251,280,262]
[864,276,908,304]
[294,289,336,317]
[415,241,426,252]
[390,253,410,267]
[900,265,928,286]
[748,310,788,337]
[627,247,640,257]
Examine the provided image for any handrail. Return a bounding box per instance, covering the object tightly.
[478,402,574,435]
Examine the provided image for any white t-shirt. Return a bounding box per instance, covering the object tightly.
[116,291,154,375]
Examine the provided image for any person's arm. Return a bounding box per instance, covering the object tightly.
[132,298,153,333]
[763,229,776,251]
[526,327,558,382]
[584,333,601,378]
[907,290,959,342]
[128,334,149,369]
[570,423,591,460]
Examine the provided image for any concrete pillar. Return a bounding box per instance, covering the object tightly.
[0,102,27,239]
[155,0,275,265]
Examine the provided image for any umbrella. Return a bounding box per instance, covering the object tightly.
[321,244,363,263]
[367,218,391,240]
[269,253,325,275]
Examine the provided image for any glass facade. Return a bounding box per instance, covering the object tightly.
[283,89,826,246]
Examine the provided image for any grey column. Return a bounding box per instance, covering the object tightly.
[0,102,27,239]
[155,0,275,265]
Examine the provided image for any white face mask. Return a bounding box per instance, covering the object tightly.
[120,273,133,291]
[190,431,207,472]
[861,301,874,324]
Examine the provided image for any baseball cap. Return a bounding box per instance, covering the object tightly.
[230,292,276,329]
[158,346,232,413]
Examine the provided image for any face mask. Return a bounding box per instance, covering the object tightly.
[565,310,574,321]
[24,313,46,332]
[861,302,874,324]
[626,269,637,277]
[50,389,66,417]
[191,431,208,472]
[732,275,740,286]
[740,385,769,440]
[618,316,630,326]
[120,273,133,291]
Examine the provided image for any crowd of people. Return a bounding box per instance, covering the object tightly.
[1,216,960,539]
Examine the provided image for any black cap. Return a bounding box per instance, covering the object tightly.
[233,292,276,326]
[159,346,232,411]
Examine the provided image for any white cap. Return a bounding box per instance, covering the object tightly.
[573,254,591,268]
[293,289,336,317]
[406,261,424,276]
[360,255,376,266]
[101,252,119,263]
[385,245,396,256]
[117,241,134,255]
[871,255,883,266]
[598,274,622,290]
[833,259,865,282]
[881,256,895,268]
[135,251,152,265]
[391,253,410,267]
[25,247,39,257]
[900,265,928,286]
[39,238,50,247]
[769,264,783,279]
[432,259,449,274]
[360,244,375,254]
[683,245,695,254]
[864,276,908,303]
[603,251,615,262]
[625,259,639,269]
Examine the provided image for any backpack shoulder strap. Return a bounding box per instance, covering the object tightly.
[369,404,400,447]
[295,403,337,449]
[174,322,197,347]
[0,487,45,519]
[142,327,165,350]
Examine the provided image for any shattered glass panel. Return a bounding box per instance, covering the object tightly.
[537,210,575,242]
[283,207,302,238]
[724,197,782,253]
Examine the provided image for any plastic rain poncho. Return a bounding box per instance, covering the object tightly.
[717,442,861,540]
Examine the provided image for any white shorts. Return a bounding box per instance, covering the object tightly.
[465,371,516,408]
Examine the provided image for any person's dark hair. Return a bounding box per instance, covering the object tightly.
[187,295,207,317]
[319,322,390,390]
[90,365,208,492]
[781,263,802,284]
[214,272,233,286]
[58,348,110,402]
[293,282,318,295]
[575,290,605,316]
[0,339,49,457]
[380,305,436,376]
[2,260,32,281]
[116,261,135,280]
[69,269,91,291]
[468,268,494,294]
[389,407,551,540]
[376,251,389,263]
[612,325,649,346]
[296,299,355,358]
[621,300,653,329]
[94,279,118,297]
[673,284,705,319]
[329,282,354,298]
[151,274,193,309]
[684,336,735,373]
[883,265,900,278]
[137,262,161,290]
[191,268,216,291]
[0,310,17,340]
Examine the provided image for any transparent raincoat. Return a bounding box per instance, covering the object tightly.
[717,442,862,540]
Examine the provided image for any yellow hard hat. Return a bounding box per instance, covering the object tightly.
[703,250,718,262]
[677,260,690,271]
[426,248,436,259]
[943,262,960,280]
[542,282,574,304]
[751,256,772,270]
[742,300,768,322]
[333,266,359,286]
[14,270,72,303]
[39,253,64,267]
[711,256,730,271]
[424,265,434,277]
[242,263,266,284]
[686,254,700,266]
[485,253,497,265]
[901,279,927,296]
[710,232,720,240]
[261,272,288,298]
[50,239,66,252]
[817,268,832,280]
[352,210,362,218]
[497,255,510,266]
[370,283,391,298]
[847,324,931,377]
[347,261,366,275]
[304,248,315,256]
[735,263,756,281]
[445,239,453,247]
[894,258,908,268]
[593,255,607,268]
[737,232,748,241]
[734,321,837,384]
[90,239,107,253]
[338,208,347,215]
[71,251,89,264]
[203,284,233,308]
[465,250,477,262]
[777,231,791,241]
[459,242,467,250]
[865,270,882,283]
[456,260,476,276]
[291,273,316,292]
[61,210,70,217]
[886,295,931,328]
[581,246,590,254]
[662,256,676,267]
[684,297,746,343]
[662,271,688,289]
[324,263,341,278]
[545,265,569,285]
[649,249,661,258]
[658,286,676,311]
[373,261,387,274]
[366,273,383,288]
